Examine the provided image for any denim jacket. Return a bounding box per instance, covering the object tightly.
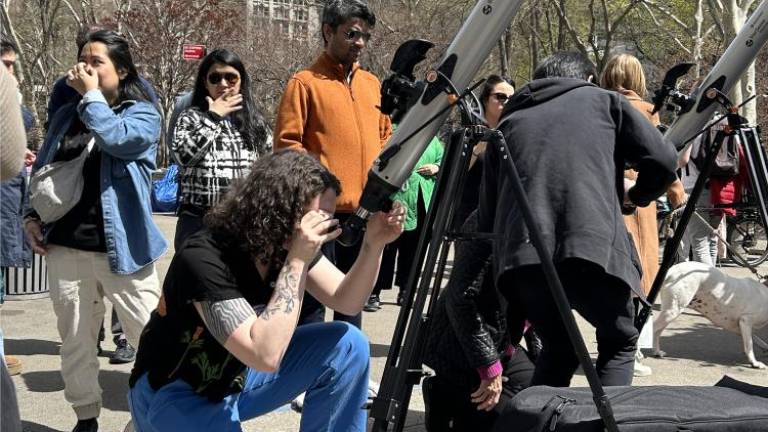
[1,172,31,268]
[28,89,168,274]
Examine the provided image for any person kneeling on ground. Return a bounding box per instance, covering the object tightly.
[128,150,405,432]
[423,211,534,431]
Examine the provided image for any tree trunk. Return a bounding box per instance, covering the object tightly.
[498,36,509,77]
[504,24,514,76]
[529,5,540,79]
[557,0,567,50]
[723,0,757,123]
[692,0,705,78]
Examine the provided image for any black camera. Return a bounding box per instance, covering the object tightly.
[379,39,434,124]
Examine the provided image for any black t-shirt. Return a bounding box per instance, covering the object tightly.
[129,229,278,401]
[47,132,107,252]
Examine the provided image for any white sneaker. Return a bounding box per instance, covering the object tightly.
[368,380,380,399]
[633,350,652,377]
[290,392,305,413]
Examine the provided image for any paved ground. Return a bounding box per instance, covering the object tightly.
[4,213,768,431]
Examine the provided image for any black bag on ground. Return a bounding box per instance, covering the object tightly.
[492,384,768,432]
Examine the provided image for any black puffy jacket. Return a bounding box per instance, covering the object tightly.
[423,213,525,388]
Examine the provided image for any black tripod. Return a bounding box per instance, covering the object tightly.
[369,87,620,432]
[635,92,768,332]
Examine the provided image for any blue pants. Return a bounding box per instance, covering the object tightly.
[128,322,370,432]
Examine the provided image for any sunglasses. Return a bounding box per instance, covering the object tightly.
[207,72,240,86]
[344,29,372,43]
[492,93,512,103]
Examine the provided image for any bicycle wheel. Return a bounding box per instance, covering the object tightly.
[727,217,768,267]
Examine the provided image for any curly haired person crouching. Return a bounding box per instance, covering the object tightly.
[128,150,405,432]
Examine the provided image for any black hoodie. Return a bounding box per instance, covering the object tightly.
[478,78,678,290]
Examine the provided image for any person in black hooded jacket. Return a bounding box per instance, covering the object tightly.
[478,52,678,388]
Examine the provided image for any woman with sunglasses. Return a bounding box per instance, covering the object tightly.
[453,75,515,229]
[171,49,272,250]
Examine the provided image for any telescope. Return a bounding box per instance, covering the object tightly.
[342,0,768,246]
[655,1,768,152]
[336,0,524,246]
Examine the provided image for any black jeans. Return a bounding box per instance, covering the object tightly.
[499,259,638,387]
[424,349,535,432]
[298,213,362,329]
[174,205,207,251]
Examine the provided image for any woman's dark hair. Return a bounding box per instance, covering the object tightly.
[480,75,516,106]
[76,23,118,55]
[205,150,342,267]
[191,49,270,154]
[81,30,151,105]
[1,39,18,56]
[533,51,597,82]
[321,0,376,43]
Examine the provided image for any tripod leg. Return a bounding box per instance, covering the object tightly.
[740,128,768,231]
[637,130,728,331]
[371,129,479,432]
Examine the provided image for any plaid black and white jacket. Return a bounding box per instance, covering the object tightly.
[171,107,272,209]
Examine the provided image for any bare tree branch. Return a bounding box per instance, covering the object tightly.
[60,0,83,28]
[548,0,589,57]
[640,0,692,34]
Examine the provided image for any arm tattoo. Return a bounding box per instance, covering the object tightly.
[256,263,301,321]
[199,298,255,345]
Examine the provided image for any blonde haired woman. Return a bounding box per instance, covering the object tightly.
[601,53,686,377]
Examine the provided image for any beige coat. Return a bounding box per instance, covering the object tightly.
[621,90,685,295]
[0,65,26,182]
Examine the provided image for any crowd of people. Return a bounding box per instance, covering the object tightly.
[0,0,750,431]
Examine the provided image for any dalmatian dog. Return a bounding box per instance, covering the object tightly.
[653,261,768,369]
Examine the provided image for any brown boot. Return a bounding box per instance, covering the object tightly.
[4,355,22,376]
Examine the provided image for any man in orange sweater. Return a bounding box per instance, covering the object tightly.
[274,0,392,329]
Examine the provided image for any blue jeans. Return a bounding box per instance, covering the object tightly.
[128,322,369,432]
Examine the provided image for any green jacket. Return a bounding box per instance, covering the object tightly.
[392,136,444,231]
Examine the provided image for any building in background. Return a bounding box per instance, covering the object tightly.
[246,0,323,41]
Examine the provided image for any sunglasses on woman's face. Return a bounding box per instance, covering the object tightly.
[344,29,372,43]
[207,72,240,86]
[492,93,512,103]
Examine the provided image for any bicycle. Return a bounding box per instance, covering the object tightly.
[726,203,768,267]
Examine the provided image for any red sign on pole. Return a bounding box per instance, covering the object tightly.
[182,44,206,60]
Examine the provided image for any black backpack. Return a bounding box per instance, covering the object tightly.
[692,128,740,178]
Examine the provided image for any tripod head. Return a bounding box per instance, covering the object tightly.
[661,0,768,152]
[651,62,696,115]
[380,39,434,124]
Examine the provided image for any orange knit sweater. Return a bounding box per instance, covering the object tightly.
[274,53,393,212]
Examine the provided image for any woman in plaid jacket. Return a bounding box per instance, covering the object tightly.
[171,49,272,250]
